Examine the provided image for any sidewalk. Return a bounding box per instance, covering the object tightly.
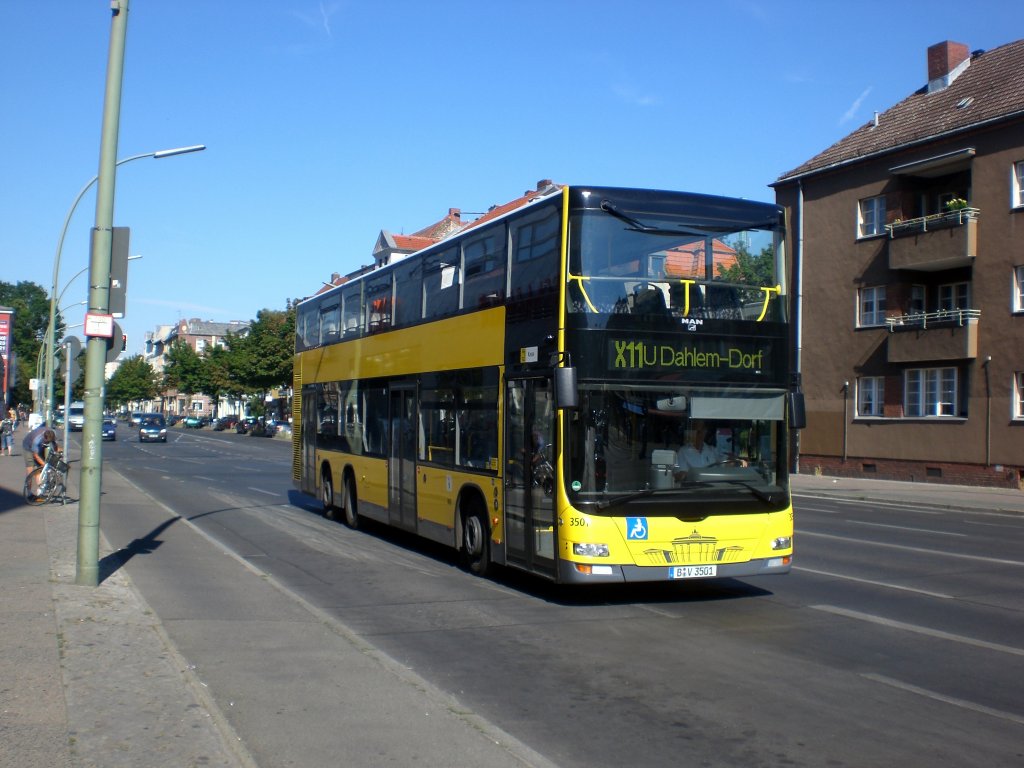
[790,471,1024,514]
[0,439,555,768]
[0,443,251,768]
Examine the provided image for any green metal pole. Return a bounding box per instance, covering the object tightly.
[77,0,129,587]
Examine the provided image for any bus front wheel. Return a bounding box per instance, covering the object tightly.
[461,502,490,576]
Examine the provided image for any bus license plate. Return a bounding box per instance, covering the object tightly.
[669,565,717,579]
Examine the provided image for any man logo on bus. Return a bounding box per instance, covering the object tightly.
[627,517,648,540]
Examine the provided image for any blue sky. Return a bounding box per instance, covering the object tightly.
[2,0,1021,356]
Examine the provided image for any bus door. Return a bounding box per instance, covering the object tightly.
[505,377,556,577]
[300,386,317,495]
[388,385,417,531]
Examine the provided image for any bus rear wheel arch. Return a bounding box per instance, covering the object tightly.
[459,491,490,576]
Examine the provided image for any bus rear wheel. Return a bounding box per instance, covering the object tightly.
[321,468,336,518]
[342,476,360,530]
[461,502,490,576]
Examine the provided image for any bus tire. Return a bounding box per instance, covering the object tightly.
[342,475,360,530]
[321,467,336,518]
[460,498,490,576]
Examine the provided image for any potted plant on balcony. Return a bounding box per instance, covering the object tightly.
[944,197,969,211]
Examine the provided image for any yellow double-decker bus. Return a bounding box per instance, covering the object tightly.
[292,184,803,584]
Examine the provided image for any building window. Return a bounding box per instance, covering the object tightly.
[858,195,886,237]
[1013,161,1024,209]
[910,284,926,315]
[858,286,887,327]
[858,377,884,417]
[1014,267,1024,312]
[1015,373,1024,420]
[905,367,958,417]
[938,282,969,311]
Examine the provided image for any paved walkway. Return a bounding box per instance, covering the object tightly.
[1,430,1020,767]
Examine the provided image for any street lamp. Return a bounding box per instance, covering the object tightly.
[43,144,204,426]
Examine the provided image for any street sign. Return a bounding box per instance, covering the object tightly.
[105,322,124,363]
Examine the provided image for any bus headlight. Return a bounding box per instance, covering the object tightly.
[573,542,610,557]
[770,536,792,550]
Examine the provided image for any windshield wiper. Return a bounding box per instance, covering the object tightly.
[596,488,657,510]
[599,200,711,238]
[682,478,778,505]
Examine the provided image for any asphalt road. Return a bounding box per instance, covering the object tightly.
[97,426,1024,767]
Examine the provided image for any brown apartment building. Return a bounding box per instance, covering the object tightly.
[773,39,1024,488]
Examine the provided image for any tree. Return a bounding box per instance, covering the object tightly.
[106,355,160,408]
[162,341,207,412]
[0,280,53,408]
[203,343,246,416]
[231,308,294,398]
[716,242,776,287]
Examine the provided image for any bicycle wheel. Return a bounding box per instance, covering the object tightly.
[23,468,47,505]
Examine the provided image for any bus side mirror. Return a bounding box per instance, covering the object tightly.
[555,367,579,410]
[788,392,806,430]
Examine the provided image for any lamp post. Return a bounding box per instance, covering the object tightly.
[43,144,204,428]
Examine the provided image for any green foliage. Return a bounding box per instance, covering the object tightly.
[0,280,51,406]
[106,355,160,407]
[162,340,208,401]
[716,241,776,287]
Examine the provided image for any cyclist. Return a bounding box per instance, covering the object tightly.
[23,426,58,495]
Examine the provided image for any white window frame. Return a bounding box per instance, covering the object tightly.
[1011,374,1024,421]
[904,367,958,418]
[1014,373,1024,420]
[938,282,970,311]
[1013,161,1024,209]
[858,195,887,238]
[1014,266,1024,312]
[858,285,887,327]
[857,377,884,417]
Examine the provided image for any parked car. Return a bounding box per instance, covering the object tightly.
[138,414,167,443]
[236,417,258,434]
[101,417,117,441]
[183,415,203,428]
[249,418,276,437]
[213,415,239,431]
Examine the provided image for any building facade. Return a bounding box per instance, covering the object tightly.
[774,40,1024,487]
[143,318,250,416]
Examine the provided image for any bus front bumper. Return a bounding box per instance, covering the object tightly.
[557,556,792,585]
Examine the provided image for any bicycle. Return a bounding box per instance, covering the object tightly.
[23,449,69,505]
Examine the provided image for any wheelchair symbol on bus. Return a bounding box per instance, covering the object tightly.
[626,517,648,540]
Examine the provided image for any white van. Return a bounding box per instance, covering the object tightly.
[68,401,86,432]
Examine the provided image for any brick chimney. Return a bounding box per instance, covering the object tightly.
[927,40,970,93]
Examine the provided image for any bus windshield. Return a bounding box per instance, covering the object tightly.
[568,207,783,322]
[565,384,787,509]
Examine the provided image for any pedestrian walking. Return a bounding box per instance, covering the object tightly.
[0,412,14,455]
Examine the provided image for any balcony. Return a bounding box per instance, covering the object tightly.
[886,208,978,272]
[885,309,979,363]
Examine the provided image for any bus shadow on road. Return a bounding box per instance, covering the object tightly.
[289,492,775,607]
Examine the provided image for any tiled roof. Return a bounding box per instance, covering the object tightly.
[392,234,436,251]
[461,180,563,233]
[776,39,1024,183]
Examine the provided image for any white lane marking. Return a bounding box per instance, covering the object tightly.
[799,531,1024,567]
[248,487,278,496]
[794,493,942,514]
[794,567,953,598]
[861,673,1024,726]
[844,520,966,537]
[194,476,217,482]
[812,605,1024,657]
